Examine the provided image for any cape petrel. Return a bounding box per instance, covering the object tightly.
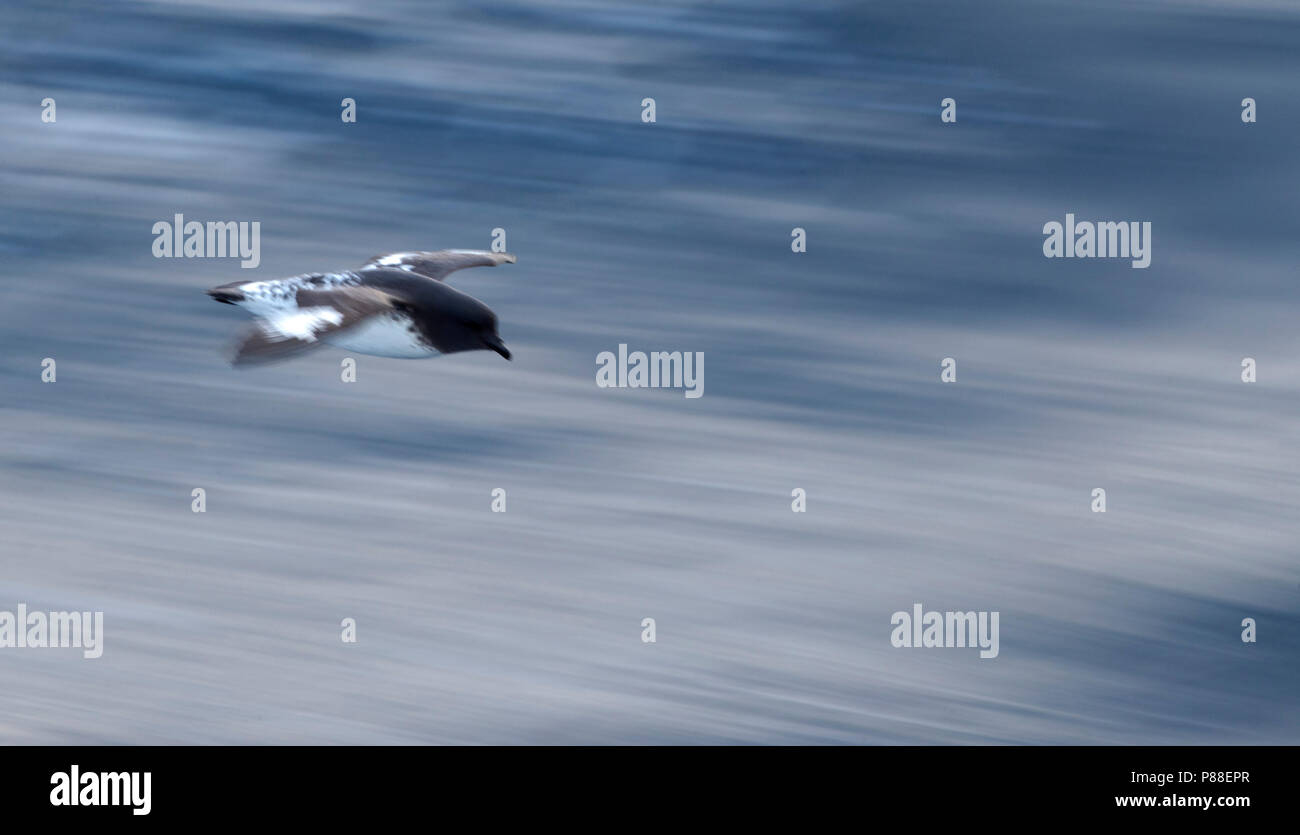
[206,250,515,366]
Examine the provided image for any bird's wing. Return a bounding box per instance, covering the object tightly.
[360,249,516,281]
[230,285,397,367]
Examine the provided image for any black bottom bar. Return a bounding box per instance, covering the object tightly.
[9,746,1285,822]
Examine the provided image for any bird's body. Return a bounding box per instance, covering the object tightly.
[206,250,515,366]
[324,310,435,358]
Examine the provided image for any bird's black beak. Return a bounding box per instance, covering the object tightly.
[485,336,511,361]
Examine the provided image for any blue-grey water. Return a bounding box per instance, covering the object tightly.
[1,0,1297,743]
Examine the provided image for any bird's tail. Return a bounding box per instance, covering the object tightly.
[206,284,245,305]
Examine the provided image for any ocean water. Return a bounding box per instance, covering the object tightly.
[0,0,1297,743]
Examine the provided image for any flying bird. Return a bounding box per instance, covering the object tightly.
[206,250,515,366]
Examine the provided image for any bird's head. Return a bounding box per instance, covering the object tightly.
[466,304,511,361]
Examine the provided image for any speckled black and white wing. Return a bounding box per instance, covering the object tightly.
[229,285,398,367]
[360,250,516,282]
[207,271,362,315]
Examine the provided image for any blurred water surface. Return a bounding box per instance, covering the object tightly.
[0,0,1297,743]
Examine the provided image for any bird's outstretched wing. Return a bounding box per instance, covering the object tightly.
[230,286,397,367]
[360,249,516,281]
